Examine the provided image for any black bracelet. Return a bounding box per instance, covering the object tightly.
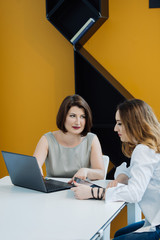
[97,187,100,199]
[100,188,106,200]
[91,187,96,199]
[91,187,105,200]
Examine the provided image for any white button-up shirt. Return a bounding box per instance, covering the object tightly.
[105,144,160,230]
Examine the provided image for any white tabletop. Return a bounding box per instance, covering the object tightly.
[0,177,125,240]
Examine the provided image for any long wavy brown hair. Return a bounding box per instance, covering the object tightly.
[117,99,160,157]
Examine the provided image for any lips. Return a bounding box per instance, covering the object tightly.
[72,126,80,130]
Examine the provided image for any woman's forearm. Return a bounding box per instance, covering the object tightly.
[87,168,105,180]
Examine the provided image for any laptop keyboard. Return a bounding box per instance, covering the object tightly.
[44,179,73,192]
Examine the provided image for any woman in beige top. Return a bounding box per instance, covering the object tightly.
[33,94,105,182]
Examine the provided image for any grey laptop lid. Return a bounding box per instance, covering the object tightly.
[1,151,73,193]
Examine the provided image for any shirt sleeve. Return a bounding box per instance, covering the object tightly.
[105,145,157,203]
[114,162,131,179]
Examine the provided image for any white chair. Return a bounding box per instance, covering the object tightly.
[103,155,109,179]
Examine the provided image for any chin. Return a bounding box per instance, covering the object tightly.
[72,130,82,135]
[120,138,125,142]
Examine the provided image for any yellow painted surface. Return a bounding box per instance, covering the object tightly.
[0,0,74,177]
[85,0,160,118]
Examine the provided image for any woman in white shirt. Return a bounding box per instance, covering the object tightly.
[72,99,160,240]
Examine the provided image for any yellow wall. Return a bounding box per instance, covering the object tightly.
[0,0,74,177]
[1,0,160,238]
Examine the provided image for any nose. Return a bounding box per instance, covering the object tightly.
[75,117,80,125]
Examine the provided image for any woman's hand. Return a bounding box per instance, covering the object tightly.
[68,168,88,183]
[106,180,118,188]
[106,174,129,188]
[71,182,92,200]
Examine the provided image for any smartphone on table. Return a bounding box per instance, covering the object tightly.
[73,177,101,188]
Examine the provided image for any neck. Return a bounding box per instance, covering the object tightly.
[59,130,82,146]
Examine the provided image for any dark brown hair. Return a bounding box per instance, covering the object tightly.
[56,94,92,136]
[117,99,160,157]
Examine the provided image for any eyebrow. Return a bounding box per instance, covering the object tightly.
[69,112,85,115]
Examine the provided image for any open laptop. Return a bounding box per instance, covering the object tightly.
[1,151,73,193]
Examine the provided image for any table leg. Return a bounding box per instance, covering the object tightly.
[127,203,142,225]
[102,224,110,240]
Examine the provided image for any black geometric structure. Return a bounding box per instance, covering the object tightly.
[149,0,160,8]
[46,0,109,46]
[46,0,133,178]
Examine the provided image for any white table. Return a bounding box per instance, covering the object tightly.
[0,176,125,240]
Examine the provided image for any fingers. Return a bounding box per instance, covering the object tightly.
[68,178,73,184]
[71,184,92,200]
[73,181,81,187]
[68,176,85,184]
[73,175,86,180]
[71,182,80,191]
[72,168,88,180]
[81,176,86,180]
[106,180,118,188]
[71,186,83,200]
[71,184,80,199]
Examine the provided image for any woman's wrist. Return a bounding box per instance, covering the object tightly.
[91,187,106,200]
[86,168,104,180]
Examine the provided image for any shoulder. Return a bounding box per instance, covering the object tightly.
[82,133,97,146]
[86,132,96,137]
[85,132,97,141]
[36,134,49,149]
[44,131,56,140]
[131,144,158,164]
[44,131,52,137]
[133,144,154,155]
[42,132,55,145]
[85,133,101,148]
